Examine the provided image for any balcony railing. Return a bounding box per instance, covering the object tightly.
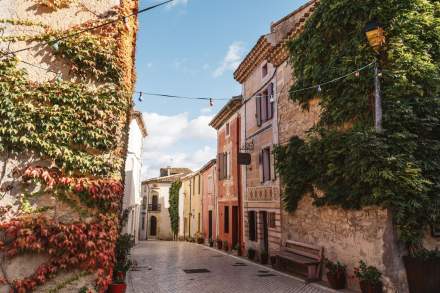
[148,204,161,212]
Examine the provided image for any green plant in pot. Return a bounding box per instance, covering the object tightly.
[260,250,268,265]
[223,240,229,251]
[354,261,383,293]
[109,234,135,293]
[247,248,256,260]
[325,259,346,290]
[217,239,223,249]
[197,237,205,244]
[403,248,440,293]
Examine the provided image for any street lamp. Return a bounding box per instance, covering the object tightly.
[365,21,386,132]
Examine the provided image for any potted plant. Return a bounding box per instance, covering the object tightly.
[232,244,241,256]
[197,237,204,244]
[217,239,223,249]
[403,248,440,293]
[354,261,383,293]
[260,250,268,265]
[270,255,277,267]
[223,240,229,251]
[109,234,135,293]
[325,259,347,290]
[248,248,256,260]
[209,238,214,247]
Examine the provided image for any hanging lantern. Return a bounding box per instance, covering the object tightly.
[138,92,143,102]
[209,98,214,107]
[364,21,386,53]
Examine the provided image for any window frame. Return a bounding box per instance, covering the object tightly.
[224,206,230,233]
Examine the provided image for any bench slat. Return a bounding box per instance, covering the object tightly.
[278,252,319,265]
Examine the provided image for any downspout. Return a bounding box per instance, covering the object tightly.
[237,115,243,252]
[189,180,192,237]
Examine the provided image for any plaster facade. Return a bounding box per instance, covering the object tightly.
[201,160,217,242]
[182,172,203,239]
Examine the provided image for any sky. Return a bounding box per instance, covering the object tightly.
[134,0,309,179]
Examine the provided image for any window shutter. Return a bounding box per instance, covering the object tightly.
[259,151,264,183]
[270,147,276,181]
[256,96,262,127]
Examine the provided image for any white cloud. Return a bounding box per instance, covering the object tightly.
[167,0,189,9]
[141,112,216,179]
[213,41,245,78]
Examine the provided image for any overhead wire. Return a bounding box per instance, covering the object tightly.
[0,0,174,58]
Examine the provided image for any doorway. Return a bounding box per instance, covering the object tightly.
[232,206,239,249]
[259,211,268,252]
[208,210,213,240]
[150,216,157,237]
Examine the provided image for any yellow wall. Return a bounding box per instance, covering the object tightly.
[182,173,203,239]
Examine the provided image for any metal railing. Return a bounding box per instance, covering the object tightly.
[148,204,161,212]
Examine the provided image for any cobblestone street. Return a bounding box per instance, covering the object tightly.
[127,241,331,293]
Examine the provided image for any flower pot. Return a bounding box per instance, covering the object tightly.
[327,272,346,290]
[217,240,222,249]
[248,250,256,260]
[270,256,277,267]
[359,281,383,293]
[209,241,214,247]
[108,283,127,293]
[403,256,440,293]
[260,254,268,265]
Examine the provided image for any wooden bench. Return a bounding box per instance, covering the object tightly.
[277,240,323,282]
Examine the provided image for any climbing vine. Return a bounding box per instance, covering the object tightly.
[275,0,440,250]
[0,1,135,291]
[169,181,181,239]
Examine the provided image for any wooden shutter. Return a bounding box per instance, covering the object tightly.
[259,151,264,183]
[270,146,276,181]
[256,96,262,127]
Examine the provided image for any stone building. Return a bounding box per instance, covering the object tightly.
[0,0,138,291]
[235,0,422,291]
[140,168,191,241]
[209,97,243,251]
[200,159,217,242]
[122,111,147,244]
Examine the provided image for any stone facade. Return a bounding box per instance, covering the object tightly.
[0,0,138,291]
[182,172,203,239]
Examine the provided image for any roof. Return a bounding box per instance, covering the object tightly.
[131,111,148,137]
[142,173,187,184]
[160,167,192,177]
[234,0,317,83]
[209,96,243,130]
[199,159,216,174]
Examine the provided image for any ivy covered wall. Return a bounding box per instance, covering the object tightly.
[0,0,138,292]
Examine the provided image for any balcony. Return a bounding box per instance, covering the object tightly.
[148,204,161,212]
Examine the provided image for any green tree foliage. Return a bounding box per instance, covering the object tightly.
[275,0,440,250]
[169,181,182,239]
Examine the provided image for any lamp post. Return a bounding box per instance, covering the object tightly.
[365,21,386,132]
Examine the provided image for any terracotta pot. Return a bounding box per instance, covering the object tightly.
[260,254,268,265]
[327,272,346,290]
[270,256,277,267]
[403,256,440,293]
[217,240,222,249]
[248,250,256,260]
[360,281,383,293]
[108,283,127,293]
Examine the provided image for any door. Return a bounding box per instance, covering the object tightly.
[150,216,157,237]
[260,211,268,252]
[232,206,239,249]
[208,210,213,240]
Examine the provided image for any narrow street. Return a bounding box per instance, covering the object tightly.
[127,241,330,293]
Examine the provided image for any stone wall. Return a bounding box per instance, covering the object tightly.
[0,0,138,291]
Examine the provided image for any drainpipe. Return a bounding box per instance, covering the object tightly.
[237,115,243,251]
[189,180,192,237]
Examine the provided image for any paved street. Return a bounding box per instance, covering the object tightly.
[127,241,331,293]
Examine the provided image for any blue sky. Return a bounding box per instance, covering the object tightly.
[135,0,308,179]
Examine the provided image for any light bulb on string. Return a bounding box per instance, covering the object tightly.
[209,98,214,107]
[138,92,143,102]
[317,85,322,93]
[355,71,360,78]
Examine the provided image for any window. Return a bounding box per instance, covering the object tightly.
[219,152,229,180]
[226,122,230,136]
[262,64,268,78]
[261,147,271,182]
[256,83,274,126]
[269,212,276,228]
[224,206,229,233]
[248,211,257,241]
[207,175,213,194]
[198,175,201,194]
